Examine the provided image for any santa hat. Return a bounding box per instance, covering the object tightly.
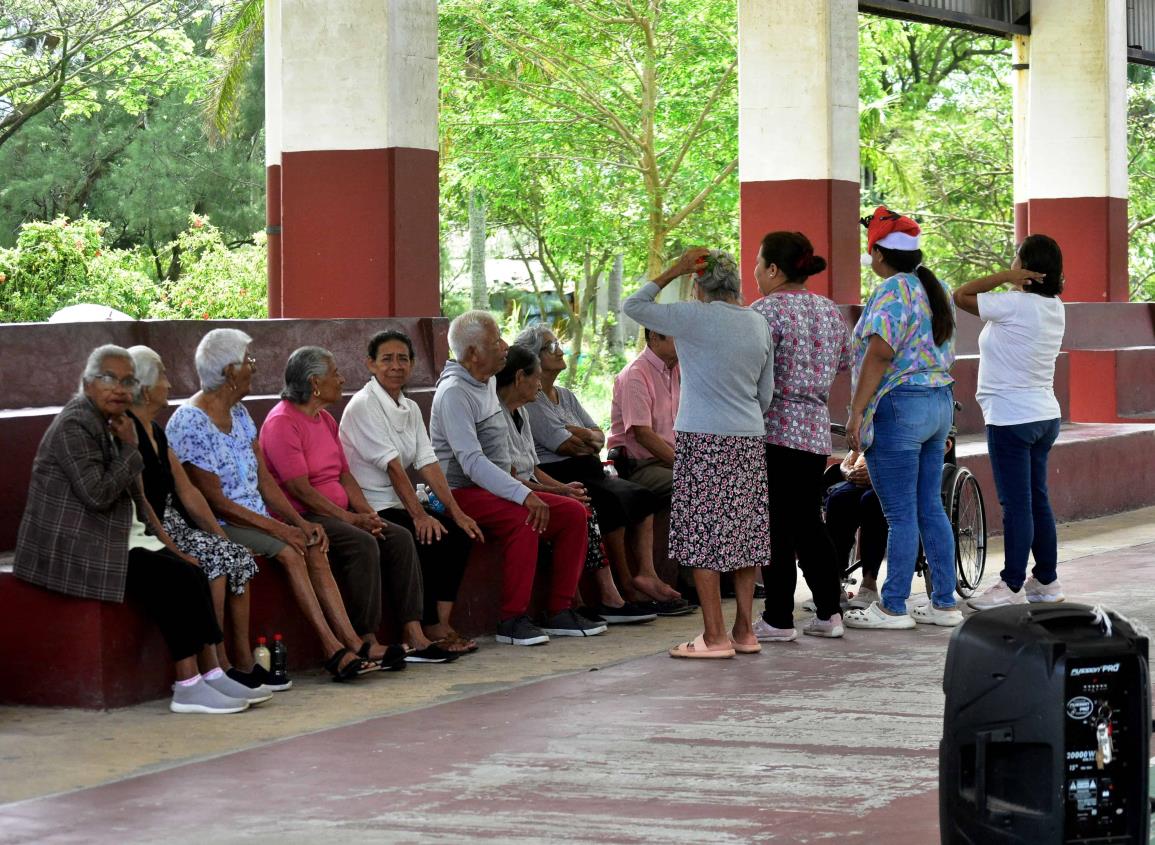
[861,206,921,253]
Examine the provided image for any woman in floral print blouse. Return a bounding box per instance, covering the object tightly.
[750,231,851,644]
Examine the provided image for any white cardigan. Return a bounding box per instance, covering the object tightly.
[339,379,438,511]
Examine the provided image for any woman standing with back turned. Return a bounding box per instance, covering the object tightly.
[843,207,960,631]
[954,235,1066,610]
[625,248,774,659]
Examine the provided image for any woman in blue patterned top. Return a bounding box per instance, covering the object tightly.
[843,207,959,631]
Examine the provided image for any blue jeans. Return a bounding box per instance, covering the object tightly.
[986,418,1060,590]
[864,385,957,613]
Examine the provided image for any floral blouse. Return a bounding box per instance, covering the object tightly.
[167,402,268,519]
[851,271,955,450]
[751,290,850,455]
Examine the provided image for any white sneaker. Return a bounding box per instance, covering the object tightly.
[753,617,797,642]
[803,613,845,638]
[843,602,916,630]
[968,580,1026,611]
[1025,576,1065,603]
[848,587,880,610]
[910,603,964,627]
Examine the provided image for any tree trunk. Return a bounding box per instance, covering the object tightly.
[469,187,488,310]
[604,253,624,357]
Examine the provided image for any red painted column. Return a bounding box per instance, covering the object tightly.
[270,0,439,319]
[738,0,860,304]
[265,164,282,317]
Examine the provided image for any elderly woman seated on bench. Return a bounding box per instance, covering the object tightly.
[14,344,262,714]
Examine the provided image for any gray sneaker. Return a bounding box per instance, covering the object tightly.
[170,678,250,714]
[495,615,550,646]
[541,608,608,637]
[206,671,273,705]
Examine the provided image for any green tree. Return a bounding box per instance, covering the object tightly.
[0,0,205,147]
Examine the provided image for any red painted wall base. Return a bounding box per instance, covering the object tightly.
[278,147,440,318]
[1016,196,1128,303]
[740,178,861,305]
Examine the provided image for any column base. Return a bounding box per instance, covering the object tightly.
[740,179,861,304]
[1018,196,1128,303]
[279,147,439,318]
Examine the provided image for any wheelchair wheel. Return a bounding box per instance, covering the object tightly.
[945,466,987,598]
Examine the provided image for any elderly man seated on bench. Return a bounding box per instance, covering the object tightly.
[429,310,605,647]
[607,328,679,499]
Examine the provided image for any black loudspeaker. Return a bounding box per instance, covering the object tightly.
[940,603,1150,844]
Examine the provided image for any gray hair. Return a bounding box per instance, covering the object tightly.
[448,310,498,361]
[79,344,133,393]
[513,323,554,357]
[695,249,741,302]
[281,346,334,404]
[127,345,164,404]
[195,328,252,391]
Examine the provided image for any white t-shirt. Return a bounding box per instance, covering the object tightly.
[338,380,439,511]
[975,291,1065,426]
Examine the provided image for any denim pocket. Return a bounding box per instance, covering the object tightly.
[888,389,928,434]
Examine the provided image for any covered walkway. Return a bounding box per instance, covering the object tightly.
[2,508,1154,843]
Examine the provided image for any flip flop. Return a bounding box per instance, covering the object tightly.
[404,644,459,664]
[437,632,479,654]
[729,637,762,655]
[669,634,735,659]
[323,648,372,681]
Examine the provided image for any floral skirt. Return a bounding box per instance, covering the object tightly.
[669,432,771,572]
[163,500,260,594]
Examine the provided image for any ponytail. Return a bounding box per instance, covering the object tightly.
[876,246,955,347]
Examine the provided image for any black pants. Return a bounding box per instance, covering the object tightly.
[762,444,843,627]
[306,513,423,633]
[541,455,658,534]
[124,548,223,662]
[378,506,472,625]
[823,482,888,580]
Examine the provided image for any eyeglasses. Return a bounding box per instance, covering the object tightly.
[93,373,140,390]
[544,340,564,354]
[241,354,257,369]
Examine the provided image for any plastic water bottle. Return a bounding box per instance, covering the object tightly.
[271,633,289,686]
[415,483,430,504]
[253,636,271,671]
[427,490,447,514]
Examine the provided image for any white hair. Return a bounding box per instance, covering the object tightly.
[513,323,553,357]
[78,344,133,394]
[127,345,164,404]
[448,310,498,361]
[195,328,252,391]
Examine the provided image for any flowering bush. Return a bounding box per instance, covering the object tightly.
[0,215,267,323]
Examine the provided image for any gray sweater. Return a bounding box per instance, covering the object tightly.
[623,282,774,437]
[429,361,530,504]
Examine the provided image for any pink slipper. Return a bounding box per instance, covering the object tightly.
[669,634,736,659]
[729,637,762,654]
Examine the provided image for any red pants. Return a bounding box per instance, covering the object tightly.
[452,488,587,619]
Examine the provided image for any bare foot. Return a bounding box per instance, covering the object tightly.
[632,574,681,602]
[730,627,758,648]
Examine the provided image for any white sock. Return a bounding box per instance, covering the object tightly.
[177,674,202,688]
[202,667,225,681]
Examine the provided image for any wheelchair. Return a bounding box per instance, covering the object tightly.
[829,401,987,600]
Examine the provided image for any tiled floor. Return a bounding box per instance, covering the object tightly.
[2,515,1154,843]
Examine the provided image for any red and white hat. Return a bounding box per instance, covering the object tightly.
[861,206,921,253]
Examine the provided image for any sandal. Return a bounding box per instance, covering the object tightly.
[359,641,408,671]
[324,648,371,682]
[728,636,762,655]
[668,634,735,659]
[437,631,479,654]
